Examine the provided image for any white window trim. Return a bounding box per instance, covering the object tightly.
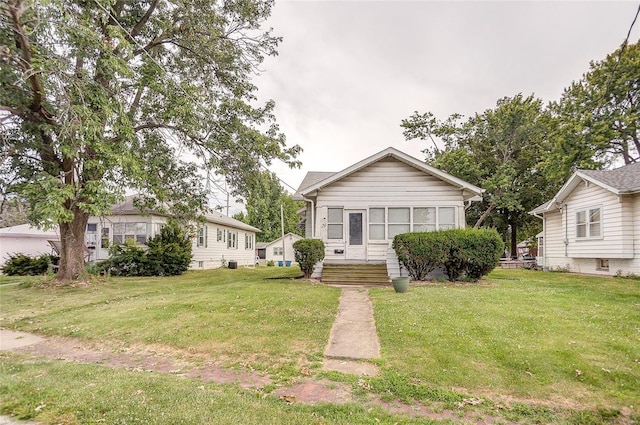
[575,206,603,240]
[367,206,458,241]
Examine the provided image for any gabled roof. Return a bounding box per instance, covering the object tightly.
[263,232,303,247]
[293,147,484,201]
[108,195,260,232]
[530,162,640,214]
[0,223,59,237]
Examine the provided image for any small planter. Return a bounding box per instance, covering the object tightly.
[392,276,410,293]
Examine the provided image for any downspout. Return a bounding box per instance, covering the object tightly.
[563,204,568,257]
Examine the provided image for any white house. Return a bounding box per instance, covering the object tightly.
[0,224,59,266]
[293,147,484,278]
[86,196,260,269]
[530,163,640,275]
[262,232,303,265]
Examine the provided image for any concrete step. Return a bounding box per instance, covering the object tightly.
[321,263,390,285]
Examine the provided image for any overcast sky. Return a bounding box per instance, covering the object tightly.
[222,1,640,213]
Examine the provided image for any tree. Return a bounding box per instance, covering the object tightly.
[550,41,640,171]
[402,94,553,257]
[233,170,303,242]
[1,0,301,280]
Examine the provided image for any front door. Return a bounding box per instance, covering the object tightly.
[345,210,366,260]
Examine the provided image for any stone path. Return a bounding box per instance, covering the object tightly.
[322,287,380,376]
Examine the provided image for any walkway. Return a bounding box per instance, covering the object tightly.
[322,287,380,376]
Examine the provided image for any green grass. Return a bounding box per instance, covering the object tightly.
[0,354,440,425]
[0,267,339,373]
[1,267,639,424]
[370,269,640,410]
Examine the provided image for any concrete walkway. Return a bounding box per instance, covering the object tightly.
[323,287,380,376]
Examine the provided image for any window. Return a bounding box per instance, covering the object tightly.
[245,234,253,250]
[112,222,149,244]
[217,228,223,242]
[576,207,601,239]
[538,236,544,258]
[388,208,410,239]
[596,258,609,271]
[274,246,283,256]
[369,208,386,240]
[413,207,436,232]
[87,223,97,232]
[227,230,237,249]
[327,208,343,239]
[101,227,110,248]
[197,226,208,247]
[438,207,456,230]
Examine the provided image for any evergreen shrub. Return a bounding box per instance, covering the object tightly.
[292,239,325,278]
[1,253,59,276]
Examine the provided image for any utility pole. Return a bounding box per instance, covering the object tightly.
[281,203,286,264]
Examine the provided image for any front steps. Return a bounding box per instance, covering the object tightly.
[321,262,390,285]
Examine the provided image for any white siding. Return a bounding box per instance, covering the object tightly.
[564,183,632,259]
[190,225,257,269]
[263,234,303,264]
[313,158,466,261]
[543,185,640,275]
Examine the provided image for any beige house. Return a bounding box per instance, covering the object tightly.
[293,147,483,278]
[86,197,260,269]
[530,163,640,275]
[0,224,59,267]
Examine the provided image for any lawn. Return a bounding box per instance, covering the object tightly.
[1,267,639,424]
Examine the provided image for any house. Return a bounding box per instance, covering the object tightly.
[262,233,303,264]
[293,147,484,279]
[530,163,640,275]
[0,224,59,267]
[86,196,260,269]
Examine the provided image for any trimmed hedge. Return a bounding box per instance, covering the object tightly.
[292,239,325,278]
[393,228,504,282]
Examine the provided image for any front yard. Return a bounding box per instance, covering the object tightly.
[0,268,638,424]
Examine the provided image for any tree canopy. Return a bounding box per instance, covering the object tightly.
[1,0,300,280]
[402,94,553,256]
[233,171,303,242]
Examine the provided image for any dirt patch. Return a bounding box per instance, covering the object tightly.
[274,379,353,405]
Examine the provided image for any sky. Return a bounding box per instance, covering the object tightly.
[220,0,640,213]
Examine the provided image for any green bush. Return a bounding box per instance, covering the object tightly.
[392,232,449,280]
[95,220,193,277]
[292,239,325,278]
[393,229,504,282]
[1,253,59,276]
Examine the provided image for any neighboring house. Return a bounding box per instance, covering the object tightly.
[86,196,260,269]
[530,163,640,275]
[262,233,303,264]
[293,147,484,278]
[0,224,59,267]
[256,242,268,260]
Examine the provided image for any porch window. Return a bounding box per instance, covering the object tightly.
[327,208,343,239]
[112,222,149,245]
[413,207,436,232]
[369,208,385,240]
[101,227,109,248]
[576,207,601,239]
[438,207,456,230]
[388,208,410,239]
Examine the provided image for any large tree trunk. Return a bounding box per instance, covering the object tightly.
[57,208,90,281]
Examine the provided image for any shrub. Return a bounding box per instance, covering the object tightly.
[393,229,504,282]
[292,239,325,278]
[96,220,193,277]
[1,253,59,276]
[145,220,192,276]
[392,232,449,280]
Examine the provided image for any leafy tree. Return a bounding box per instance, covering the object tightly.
[233,171,303,242]
[550,41,639,171]
[1,0,300,281]
[402,94,553,256]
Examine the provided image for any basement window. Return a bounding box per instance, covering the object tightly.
[596,259,609,271]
